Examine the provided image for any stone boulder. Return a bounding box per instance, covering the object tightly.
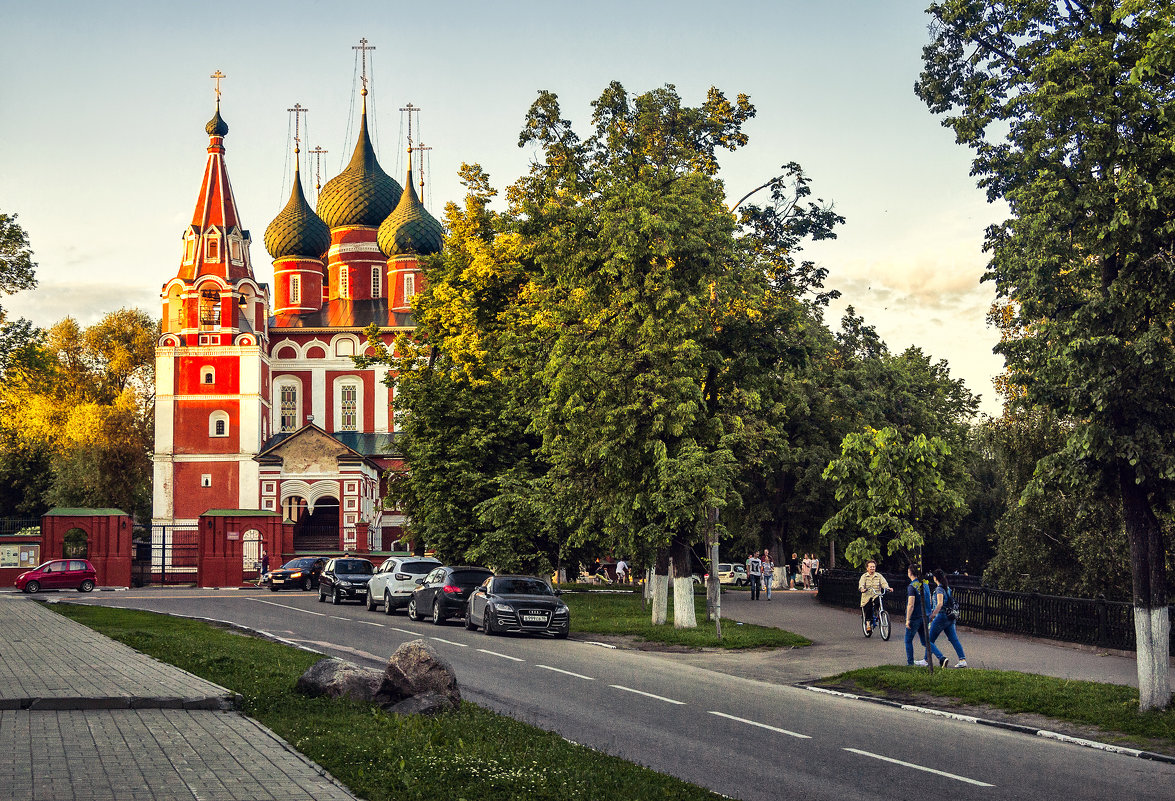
[383,692,454,717]
[295,657,383,703]
[377,639,461,712]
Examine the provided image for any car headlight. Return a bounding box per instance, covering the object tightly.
[290,572,303,578]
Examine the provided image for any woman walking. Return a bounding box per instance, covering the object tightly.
[762,550,774,599]
[801,554,812,589]
[928,568,968,668]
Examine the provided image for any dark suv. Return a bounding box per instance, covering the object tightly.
[409,565,494,624]
[317,557,375,605]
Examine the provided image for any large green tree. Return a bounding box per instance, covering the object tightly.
[918,0,1175,708]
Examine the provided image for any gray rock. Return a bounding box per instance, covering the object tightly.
[382,692,453,716]
[378,639,461,711]
[295,657,383,703]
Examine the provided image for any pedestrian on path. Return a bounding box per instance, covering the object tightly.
[747,552,763,600]
[858,559,890,635]
[801,554,812,589]
[257,551,269,586]
[929,568,968,668]
[905,563,946,666]
[788,553,799,589]
[761,550,774,599]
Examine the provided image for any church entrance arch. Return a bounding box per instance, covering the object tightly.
[281,481,341,552]
[242,529,262,578]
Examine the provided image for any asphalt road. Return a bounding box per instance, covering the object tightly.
[57,588,1175,801]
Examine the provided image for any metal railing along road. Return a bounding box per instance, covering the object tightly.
[817,568,1175,654]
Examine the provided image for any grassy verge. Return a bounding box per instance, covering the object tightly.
[819,666,1175,747]
[564,590,809,649]
[53,603,722,801]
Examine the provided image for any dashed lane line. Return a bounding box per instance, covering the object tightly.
[842,748,994,787]
[707,710,811,739]
[330,615,349,621]
[609,684,686,705]
[248,598,327,617]
[357,620,385,627]
[430,637,468,647]
[478,649,525,662]
[536,665,595,680]
[390,627,415,635]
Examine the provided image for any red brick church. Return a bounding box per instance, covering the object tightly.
[152,66,442,568]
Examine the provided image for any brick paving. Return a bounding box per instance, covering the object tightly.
[0,600,358,801]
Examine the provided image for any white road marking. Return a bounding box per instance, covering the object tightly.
[330,615,349,620]
[478,649,525,662]
[248,598,326,617]
[707,710,811,739]
[584,641,617,649]
[390,627,415,635]
[430,637,468,647]
[610,684,686,705]
[842,748,994,787]
[358,620,385,627]
[536,665,595,680]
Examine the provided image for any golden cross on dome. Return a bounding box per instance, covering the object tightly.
[400,102,420,152]
[353,38,375,95]
[287,103,308,153]
[210,70,226,102]
[415,141,432,194]
[309,146,328,192]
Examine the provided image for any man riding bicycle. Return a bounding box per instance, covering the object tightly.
[858,559,890,634]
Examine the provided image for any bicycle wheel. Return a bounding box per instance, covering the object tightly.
[879,609,891,640]
[861,608,873,638]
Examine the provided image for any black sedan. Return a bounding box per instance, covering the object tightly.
[266,557,325,591]
[317,557,375,605]
[408,565,494,624]
[464,575,570,638]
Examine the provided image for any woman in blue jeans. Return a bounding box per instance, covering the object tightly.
[928,568,968,668]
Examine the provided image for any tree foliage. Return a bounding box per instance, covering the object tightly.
[918,0,1175,708]
[821,426,967,567]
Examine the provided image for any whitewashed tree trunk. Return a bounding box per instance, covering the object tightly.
[1135,606,1171,711]
[652,574,669,625]
[672,576,696,629]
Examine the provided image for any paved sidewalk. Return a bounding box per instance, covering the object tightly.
[681,587,1173,688]
[0,599,357,801]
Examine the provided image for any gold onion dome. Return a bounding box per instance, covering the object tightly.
[316,109,402,228]
[206,105,229,136]
[264,163,330,259]
[378,169,444,257]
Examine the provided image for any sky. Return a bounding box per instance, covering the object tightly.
[1,0,1006,417]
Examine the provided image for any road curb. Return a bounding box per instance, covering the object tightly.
[801,684,1175,765]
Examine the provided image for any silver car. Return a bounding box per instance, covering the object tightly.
[366,556,442,613]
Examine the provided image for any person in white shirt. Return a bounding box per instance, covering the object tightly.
[616,559,629,584]
[746,552,763,600]
[761,550,775,599]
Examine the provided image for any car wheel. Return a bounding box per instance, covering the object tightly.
[332,589,342,605]
[407,597,420,620]
[366,592,377,611]
[79,579,95,593]
[554,626,568,640]
[383,591,395,616]
[24,580,39,594]
[431,599,444,625]
[318,587,325,603]
[465,607,477,630]
[482,609,495,635]
[303,577,312,591]
[269,584,279,592]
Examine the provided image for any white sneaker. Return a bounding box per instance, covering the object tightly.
[913,659,929,666]
[954,659,968,668]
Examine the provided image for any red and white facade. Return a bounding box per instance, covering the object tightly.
[153,98,429,556]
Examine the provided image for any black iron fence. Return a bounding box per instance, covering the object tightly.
[817,568,1175,655]
[135,525,199,585]
[0,517,41,535]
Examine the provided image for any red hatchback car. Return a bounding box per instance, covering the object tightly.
[15,559,98,594]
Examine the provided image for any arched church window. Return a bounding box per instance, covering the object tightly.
[404,273,415,300]
[340,266,350,299]
[290,275,301,305]
[229,236,243,264]
[371,266,381,297]
[202,366,215,384]
[205,232,221,262]
[209,410,230,438]
[183,233,196,264]
[279,384,299,432]
[199,289,221,328]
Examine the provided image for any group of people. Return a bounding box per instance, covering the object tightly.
[858,559,968,668]
[744,550,823,599]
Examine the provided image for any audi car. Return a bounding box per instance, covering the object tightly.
[464,575,570,638]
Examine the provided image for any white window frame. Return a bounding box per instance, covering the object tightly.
[209,410,230,438]
[205,232,222,262]
[403,273,415,300]
[339,266,350,298]
[276,380,301,433]
[371,266,382,297]
[334,378,363,432]
[229,236,243,264]
[290,274,301,305]
[201,365,215,385]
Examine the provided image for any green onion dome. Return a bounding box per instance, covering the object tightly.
[377,171,444,257]
[264,165,330,259]
[316,109,402,228]
[206,105,229,137]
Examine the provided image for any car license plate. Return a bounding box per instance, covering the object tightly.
[272,579,283,584]
[522,613,547,623]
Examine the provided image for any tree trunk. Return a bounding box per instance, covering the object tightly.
[651,547,670,625]
[671,538,697,629]
[705,507,721,637]
[1119,465,1172,711]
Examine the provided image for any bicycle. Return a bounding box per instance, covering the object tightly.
[860,588,891,640]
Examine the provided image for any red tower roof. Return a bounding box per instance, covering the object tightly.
[176,102,253,282]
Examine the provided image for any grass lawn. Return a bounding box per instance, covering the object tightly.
[564,590,809,649]
[52,603,723,801]
[820,665,1175,748]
